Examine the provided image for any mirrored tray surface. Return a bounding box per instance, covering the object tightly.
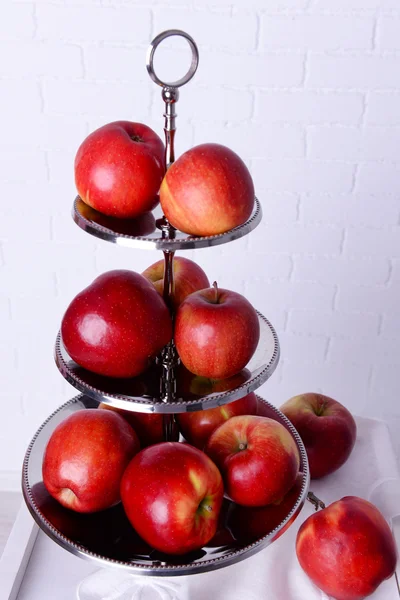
[54,311,280,414]
[72,197,262,251]
[22,394,310,576]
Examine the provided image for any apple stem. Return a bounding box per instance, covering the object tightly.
[213,281,219,304]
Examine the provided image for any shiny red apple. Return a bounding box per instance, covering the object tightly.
[43,409,140,513]
[280,393,357,479]
[121,442,224,555]
[159,143,254,236]
[296,496,397,600]
[61,270,172,378]
[205,415,300,507]
[175,283,260,379]
[227,473,304,544]
[177,392,258,449]
[142,256,209,310]
[75,121,165,218]
[98,403,179,446]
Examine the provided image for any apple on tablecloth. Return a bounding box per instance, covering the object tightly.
[142,256,209,310]
[61,270,172,378]
[160,143,254,236]
[121,442,224,555]
[175,283,260,379]
[75,121,165,219]
[42,409,140,513]
[280,392,357,479]
[205,415,300,507]
[296,496,397,600]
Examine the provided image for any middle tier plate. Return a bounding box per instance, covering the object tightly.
[55,311,279,414]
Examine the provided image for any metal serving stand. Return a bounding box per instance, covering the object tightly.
[22,29,311,595]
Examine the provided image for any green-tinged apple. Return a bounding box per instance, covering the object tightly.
[159,143,254,236]
[205,415,300,507]
[175,283,260,379]
[121,442,224,555]
[75,121,164,218]
[61,270,172,378]
[227,473,304,544]
[280,393,357,479]
[43,409,140,513]
[98,403,179,446]
[177,392,258,449]
[142,256,209,310]
[296,496,397,600]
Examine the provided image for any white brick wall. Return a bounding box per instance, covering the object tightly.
[1,0,400,483]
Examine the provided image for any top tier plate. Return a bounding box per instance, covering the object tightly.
[72,197,262,251]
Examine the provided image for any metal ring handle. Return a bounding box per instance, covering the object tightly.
[146,29,199,88]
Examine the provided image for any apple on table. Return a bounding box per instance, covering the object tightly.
[142,256,210,310]
[205,415,300,507]
[160,143,255,236]
[175,282,260,380]
[296,496,397,600]
[121,442,224,555]
[42,409,140,513]
[61,270,172,378]
[75,121,165,219]
[280,392,357,479]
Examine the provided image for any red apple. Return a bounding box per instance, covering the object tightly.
[121,442,224,555]
[175,283,260,379]
[280,393,357,479]
[159,143,254,236]
[43,409,140,513]
[142,256,209,310]
[296,496,397,600]
[177,392,258,449]
[227,473,304,544]
[75,121,165,218]
[61,270,172,378]
[98,403,179,446]
[205,415,300,507]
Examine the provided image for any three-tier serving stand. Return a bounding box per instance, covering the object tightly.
[22,30,311,598]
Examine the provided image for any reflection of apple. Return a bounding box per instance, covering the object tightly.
[176,365,251,399]
[43,409,140,513]
[77,199,157,236]
[61,270,172,378]
[227,473,304,544]
[160,143,254,236]
[142,256,209,310]
[296,496,397,600]
[206,498,235,547]
[75,121,165,218]
[177,392,257,449]
[121,442,224,555]
[280,393,357,479]
[205,415,300,506]
[175,284,260,379]
[98,403,179,446]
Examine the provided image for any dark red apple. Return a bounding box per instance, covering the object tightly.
[61,270,172,378]
[296,496,397,600]
[280,393,357,479]
[227,473,304,544]
[142,256,209,310]
[177,392,258,449]
[75,121,165,218]
[43,409,140,513]
[175,283,260,379]
[121,442,224,555]
[205,415,300,507]
[159,143,254,236]
[98,403,179,446]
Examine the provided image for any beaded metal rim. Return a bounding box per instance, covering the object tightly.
[22,394,310,576]
[72,197,262,251]
[54,311,280,414]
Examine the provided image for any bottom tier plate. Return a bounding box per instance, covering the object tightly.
[22,395,310,576]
